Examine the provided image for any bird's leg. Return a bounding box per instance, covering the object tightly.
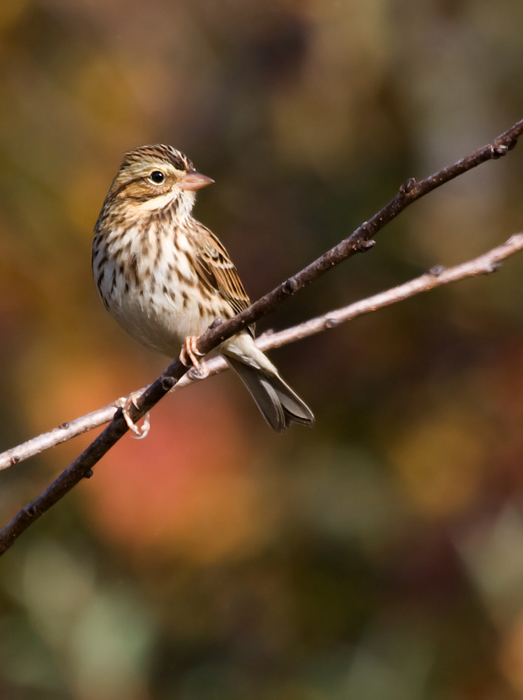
[115,391,151,439]
[179,336,209,379]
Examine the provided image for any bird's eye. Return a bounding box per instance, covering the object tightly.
[149,171,165,184]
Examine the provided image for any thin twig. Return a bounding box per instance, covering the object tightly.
[0,119,522,554]
[0,406,119,471]
[3,232,521,473]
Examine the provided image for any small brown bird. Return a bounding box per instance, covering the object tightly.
[92,145,314,431]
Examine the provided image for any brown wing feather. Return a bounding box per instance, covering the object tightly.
[189,222,254,334]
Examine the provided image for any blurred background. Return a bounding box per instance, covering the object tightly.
[1,0,523,698]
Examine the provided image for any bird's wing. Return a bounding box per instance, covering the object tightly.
[190,223,254,333]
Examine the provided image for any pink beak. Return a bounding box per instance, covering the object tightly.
[179,169,215,191]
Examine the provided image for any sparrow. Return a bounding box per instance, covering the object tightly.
[92,145,314,431]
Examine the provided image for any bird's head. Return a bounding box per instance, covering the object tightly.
[107,144,214,219]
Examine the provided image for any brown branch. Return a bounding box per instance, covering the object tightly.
[0,119,522,555]
[194,118,523,353]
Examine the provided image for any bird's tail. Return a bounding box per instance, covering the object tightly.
[224,353,315,432]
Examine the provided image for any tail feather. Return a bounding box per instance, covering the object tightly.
[225,356,314,432]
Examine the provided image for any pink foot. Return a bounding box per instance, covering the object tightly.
[179,336,209,379]
[117,392,151,439]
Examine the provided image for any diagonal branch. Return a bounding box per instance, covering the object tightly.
[0,119,523,554]
[193,118,523,353]
[1,233,522,555]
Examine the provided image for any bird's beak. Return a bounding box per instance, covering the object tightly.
[179,169,215,191]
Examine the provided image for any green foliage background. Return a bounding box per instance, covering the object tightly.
[2,1,523,698]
